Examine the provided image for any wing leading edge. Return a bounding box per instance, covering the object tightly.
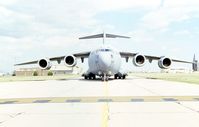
[15,52,90,66]
[120,51,192,64]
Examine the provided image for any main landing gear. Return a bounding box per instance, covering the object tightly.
[114,73,126,79]
[83,73,126,81]
[84,73,96,80]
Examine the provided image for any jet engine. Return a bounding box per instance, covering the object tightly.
[158,57,172,69]
[64,55,77,67]
[38,58,52,70]
[133,54,146,67]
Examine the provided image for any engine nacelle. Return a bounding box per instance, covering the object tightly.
[38,58,52,70]
[158,57,172,69]
[64,55,77,67]
[133,54,146,67]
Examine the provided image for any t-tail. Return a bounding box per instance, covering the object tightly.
[192,54,198,71]
[79,32,130,45]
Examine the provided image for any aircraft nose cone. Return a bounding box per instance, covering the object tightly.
[98,53,111,70]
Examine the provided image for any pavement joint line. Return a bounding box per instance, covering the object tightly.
[0,112,25,125]
[0,96,199,104]
[175,102,199,115]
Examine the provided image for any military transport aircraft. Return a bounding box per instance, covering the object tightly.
[15,33,193,81]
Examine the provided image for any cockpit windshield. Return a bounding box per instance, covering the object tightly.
[99,49,112,52]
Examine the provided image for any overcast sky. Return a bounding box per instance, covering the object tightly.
[0,0,199,73]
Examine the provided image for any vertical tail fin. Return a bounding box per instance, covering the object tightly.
[192,54,198,71]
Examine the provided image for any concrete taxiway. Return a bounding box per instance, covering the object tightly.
[0,76,199,127]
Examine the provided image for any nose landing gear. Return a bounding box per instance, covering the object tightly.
[102,73,109,81]
[102,76,109,81]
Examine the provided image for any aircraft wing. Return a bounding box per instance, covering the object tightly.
[120,52,192,64]
[15,51,91,66]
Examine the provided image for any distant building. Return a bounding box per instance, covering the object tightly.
[197,62,199,71]
[0,72,4,76]
[14,65,82,76]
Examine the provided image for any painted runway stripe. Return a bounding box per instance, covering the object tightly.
[33,100,51,103]
[163,98,178,102]
[131,99,144,102]
[66,99,81,103]
[0,96,199,104]
[0,101,18,104]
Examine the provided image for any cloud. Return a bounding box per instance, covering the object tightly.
[174,30,191,36]
[164,0,199,8]
[140,0,199,30]
[0,0,163,40]
[0,6,34,37]
[0,0,17,6]
[141,8,191,30]
[90,0,160,11]
[0,0,198,72]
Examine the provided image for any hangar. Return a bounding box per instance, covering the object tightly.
[14,65,82,76]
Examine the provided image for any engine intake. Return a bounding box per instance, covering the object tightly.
[158,57,172,69]
[38,58,52,70]
[64,55,77,67]
[133,54,146,67]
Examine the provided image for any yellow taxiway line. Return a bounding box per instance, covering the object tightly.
[0,96,199,104]
[101,80,110,127]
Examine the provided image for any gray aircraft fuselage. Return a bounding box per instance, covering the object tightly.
[88,47,121,77]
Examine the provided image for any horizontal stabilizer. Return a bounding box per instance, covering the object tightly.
[79,33,130,39]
